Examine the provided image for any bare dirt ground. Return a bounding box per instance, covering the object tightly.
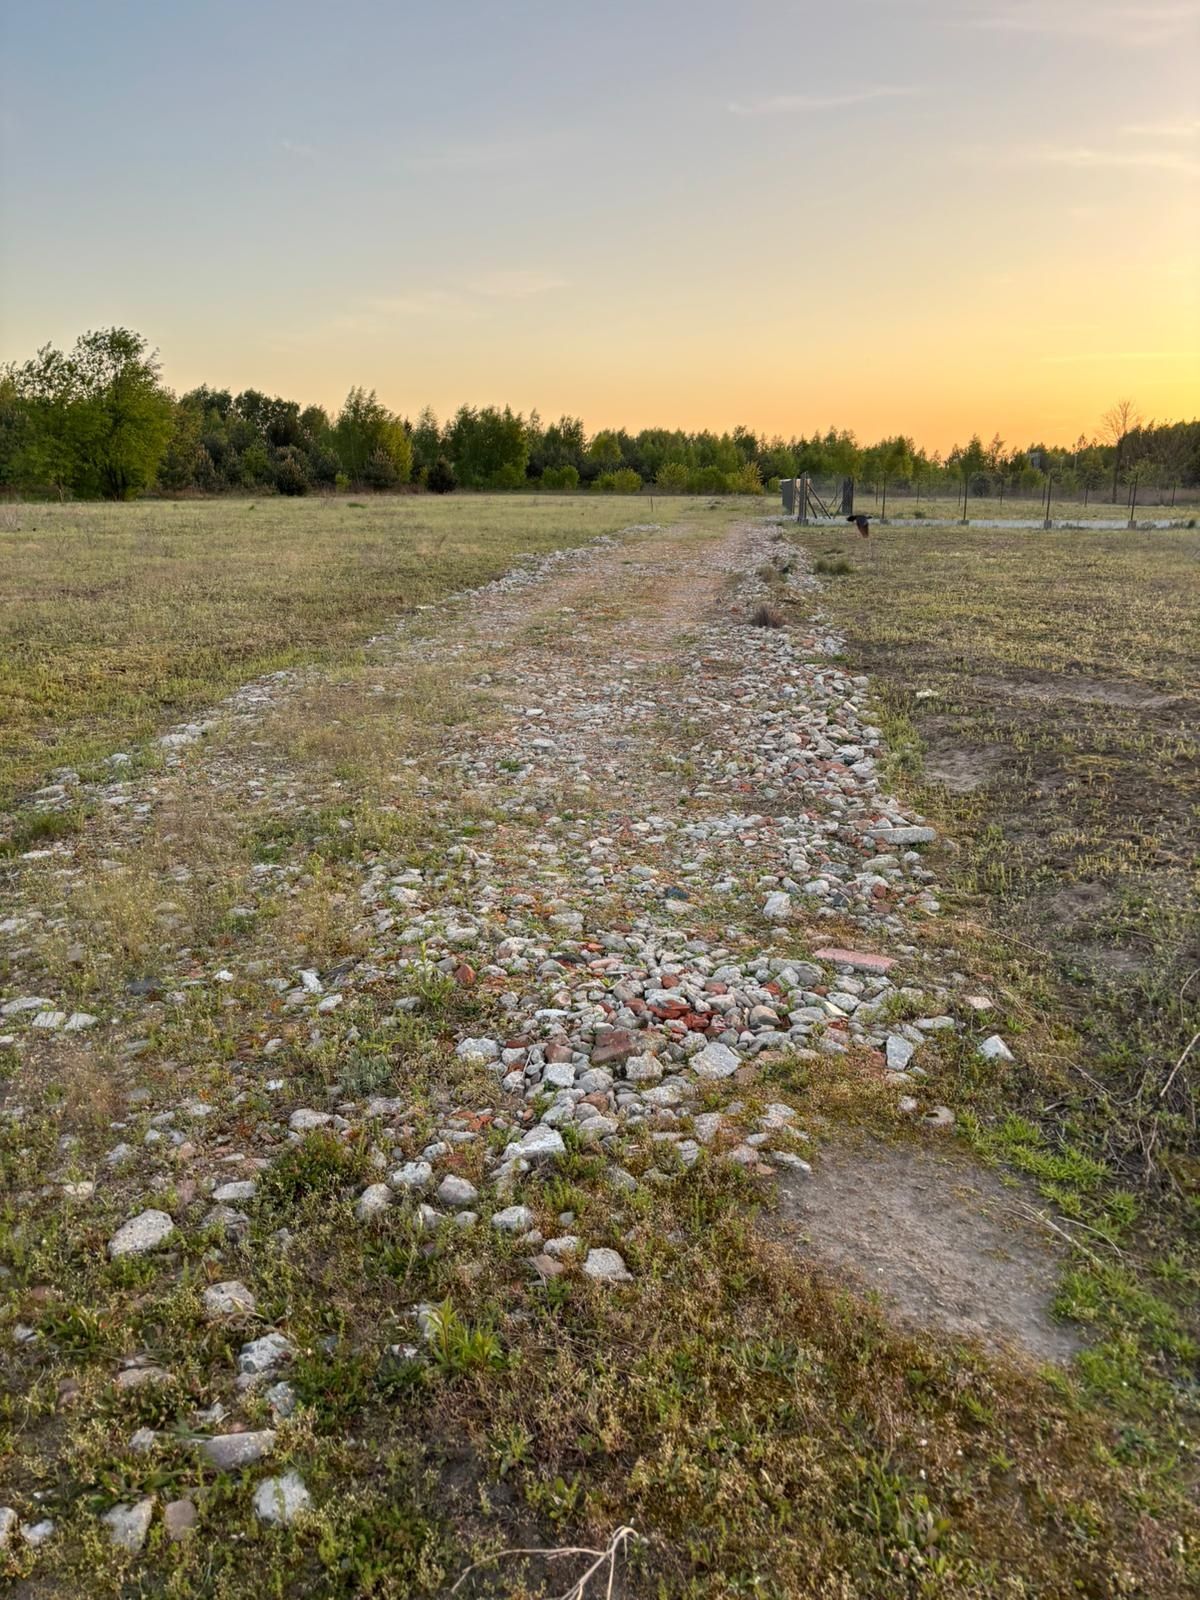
[775,1139,1081,1365]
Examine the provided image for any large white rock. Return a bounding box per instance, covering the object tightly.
[211,1179,256,1203]
[491,1204,534,1232]
[455,1036,500,1062]
[108,1209,175,1258]
[582,1248,633,1284]
[101,1498,155,1551]
[978,1034,1015,1062]
[198,1430,275,1470]
[253,1471,311,1525]
[691,1042,741,1080]
[436,1175,478,1208]
[390,1160,432,1192]
[519,1124,565,1161]
[886,1035,916,1071]
[237,1332,294,1379]
[288,1108,331,1132]
[202,1280,256,1319]
[355,1182,393,1220]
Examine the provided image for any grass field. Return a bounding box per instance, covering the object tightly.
[792,518,1200,1514]
[0,495,693,814]
[1,503,1197,1597]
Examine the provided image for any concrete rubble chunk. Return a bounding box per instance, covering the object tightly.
[492,1204,534,1232]
[582,1247,633,1284]
[691,1042,741,1080]
[108,1209,175,1258]
[101,1497,155,1551]
[355,1182,392,1220]
[519,1124,565,1160]
[203,1280,257,1318]
[198,1430,276,1471]
[812,947,896,974]
[253,1471,311,1525]
[436,1174,479,1207]
[978,1034,1015,1062]
[163,1499,197,1540]
[237,1331,294,1380]
[289,1108,332,1132]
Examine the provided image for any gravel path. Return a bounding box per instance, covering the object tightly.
[1,512,1054,1559]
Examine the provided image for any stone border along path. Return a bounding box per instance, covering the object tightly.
[0,512,1019,1556]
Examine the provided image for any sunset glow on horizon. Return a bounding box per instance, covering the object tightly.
[1,0,1197,452]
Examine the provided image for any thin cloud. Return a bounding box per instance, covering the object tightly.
[961,2,1200,45]
[1039,143,1200,177]
[467,270,568,299]
[279,138,319,160]
[363,290,474,320]
[1120,117,1200,139]
[727,85,920,116]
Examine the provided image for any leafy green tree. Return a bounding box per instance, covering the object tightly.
[2,328,172,499]
[446,405,529,488]
[1,343,80,496]
[655,461,690,493]
[588,430,623,470]
[68,328,173,499]
[410,405,442,477]
[537,416,586,476]
[334,388,412,486]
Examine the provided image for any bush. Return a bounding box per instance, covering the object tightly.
[491,461,525,490]
[656,462,689,493]
[274,446,310,496]
[541,464,580,491]
[362,449,399,490]
[597,467,642,493]
[426,455,456,494]
[689,465,727,495]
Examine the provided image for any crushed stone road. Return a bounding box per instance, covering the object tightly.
[1,513,1039,1555]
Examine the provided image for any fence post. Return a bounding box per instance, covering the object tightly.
[1128,473,1139,529]
[1043,475,1053,529]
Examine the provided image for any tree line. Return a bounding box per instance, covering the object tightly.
[2,328,1197,503]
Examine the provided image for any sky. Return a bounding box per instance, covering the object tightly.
[0,0,1197,453]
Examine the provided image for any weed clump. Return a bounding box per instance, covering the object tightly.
[814,557,854,576]
[750,602,785,628]
[257,1129,367,1209]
